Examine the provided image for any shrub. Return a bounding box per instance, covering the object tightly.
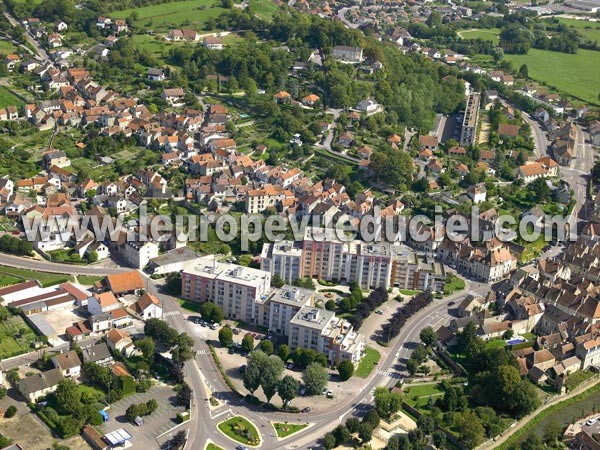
[4,405,16,418]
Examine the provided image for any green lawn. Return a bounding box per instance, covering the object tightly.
[0,315,40,359]
[178,298,201,312]
[218,416,260,446]
[546,18,600,43]
[273,422,308,438]
[505,48,600,105]
[403,383,444,410]
[459,28,500,44]
[485,338,507,350]
[112,0,229,31]
[355,346,381,378]
[399,289,421,296]
[75,275,103,285]
[0,87,24,109]
[0,265,70,287]
[206,444,224,450]
[0,274,20,287]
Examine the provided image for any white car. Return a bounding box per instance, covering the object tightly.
[210,323,219,330]
[586,419,597,426]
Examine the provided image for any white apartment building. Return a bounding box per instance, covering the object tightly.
[181,256,271,324]
[258,285,314,336]
[260,240,303,284]
[289,306,365,366]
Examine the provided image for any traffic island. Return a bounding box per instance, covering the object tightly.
[272,421,309,438]
[217,416,261,447]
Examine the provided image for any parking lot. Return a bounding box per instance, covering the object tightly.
[101,386,185,448]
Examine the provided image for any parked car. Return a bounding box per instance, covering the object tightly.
[321,387,328,395]
[235,446,249,450]
[326,390,334,398]
[211,323,219,330]
[375,310,383,315]
[301,407,311,413]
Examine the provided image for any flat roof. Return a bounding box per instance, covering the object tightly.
[103,428,132,445]
[184,256,270,289]
[290,306,335,331]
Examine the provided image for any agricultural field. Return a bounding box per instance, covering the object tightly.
[0,86,24,109]
[458,28,501,44]
[111,0,229,32]
[505,48,600,105]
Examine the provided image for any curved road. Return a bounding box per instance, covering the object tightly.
[0,252,466,449]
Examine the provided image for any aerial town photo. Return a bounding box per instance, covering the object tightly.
[0,0,598,448]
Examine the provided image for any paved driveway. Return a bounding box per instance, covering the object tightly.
[101,386,185,449]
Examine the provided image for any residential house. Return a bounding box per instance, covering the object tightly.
[332,46,363,63]
[134,292,163,319]
[82,342,113,367]
[18,368,63,402]
[161,88,186,107]
[87,291,120,315]
[51,350,81,378]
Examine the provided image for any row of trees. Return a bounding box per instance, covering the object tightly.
[0,234,33,256]
[242,350,299,408]
[381,292,433,343]
[125,399,158,422]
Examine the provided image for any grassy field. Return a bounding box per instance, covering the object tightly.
[355,346,381,378]
[251,0,278,20]
[273,422,308,438]
[0,265,70,287]
[0,315,40,359]
[218,416,260,445]
[0,86,24,109]
[546,17,600,43]
[0,40,16,54]
[111,0,229,31]
[505,48,600,105]
[459,28,500,44]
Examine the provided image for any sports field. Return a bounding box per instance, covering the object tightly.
[112,0,229,31]
[505,48,600,105]
[458,28,500,44]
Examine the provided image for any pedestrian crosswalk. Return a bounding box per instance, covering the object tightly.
[163,310,182,318]
[197,349,209,355]
[377,369,402,379]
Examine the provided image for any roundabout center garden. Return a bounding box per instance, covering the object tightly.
[218,416,261,447]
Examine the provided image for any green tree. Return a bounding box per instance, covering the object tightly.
[374,387,402,419]
[358,423,373,443]
[302,362,329,395]
[345,417,360,433]
[277,375,299,409]
[518,64,529,78]
[218,327,233,347]
[241,333,255,353]
[271,274,285,288]
[199,303,224,323]
[260,356,284,403]
[259,339,274,354]
[325,299,336,311]
[56,379,82,416]
[3,405,16,418]
[337,360,354,381]
[277,344,291,362]
[135,336,155,360]
[456,410,485,448]
[323,433,336,449]
[419,326,436,346]
[244,351,268,395]
[333,425,351,445]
